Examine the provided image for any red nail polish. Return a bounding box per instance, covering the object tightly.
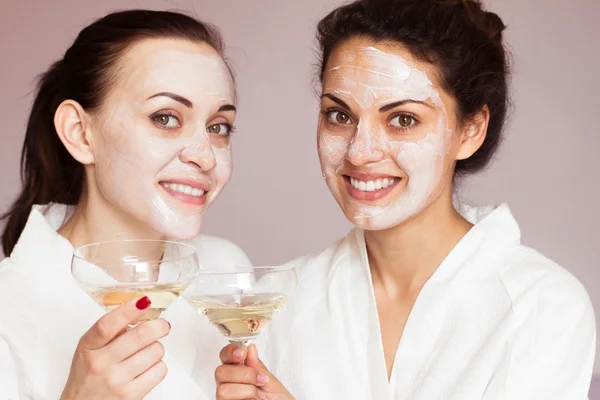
[136,296,151,310]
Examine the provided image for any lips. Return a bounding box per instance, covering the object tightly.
[343,175,401,202]
[348,176,397,192]
[160,182,205,197]
[159,179,211,206]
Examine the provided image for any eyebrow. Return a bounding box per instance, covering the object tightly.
[322,93,433,113]
[379,100,433,112]
[147,92,236,113]
[321,93,351,111]
[218,104,237,113]
[147,92,193,108]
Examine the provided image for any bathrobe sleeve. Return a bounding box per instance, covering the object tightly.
[506,275,596,399]
[0,336,21,399]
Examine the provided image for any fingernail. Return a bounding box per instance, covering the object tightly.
[233,347,246,359]
[136,296,151,310]
[257,373,269,384]
[167,321,171,330]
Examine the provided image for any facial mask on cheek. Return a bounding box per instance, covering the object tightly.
[90,49,236,239]
[97,132,204,239]
[318,127,349,201]
[94,108,218,239]
[319,46,452,230]
[207,143,233,205]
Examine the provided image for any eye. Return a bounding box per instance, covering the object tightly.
[390,113,417,129]
[152,113,180,129]
[207,123,233,137]
[327,110,352,125]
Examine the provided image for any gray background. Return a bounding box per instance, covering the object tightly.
[1,0,598,386]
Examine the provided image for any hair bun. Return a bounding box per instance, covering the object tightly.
[442,0,506,42]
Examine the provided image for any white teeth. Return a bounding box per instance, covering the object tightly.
[163,183,205,197]
[384,178,396,188]
[349,177,396,192]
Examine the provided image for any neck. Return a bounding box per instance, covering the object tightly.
[58,190,164,250]
[364,189,472,297]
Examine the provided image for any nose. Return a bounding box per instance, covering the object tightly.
[346,122,386,166]
[179,132,217,171]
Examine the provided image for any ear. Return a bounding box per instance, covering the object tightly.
[54,100,95,165]
[455,105,490,161]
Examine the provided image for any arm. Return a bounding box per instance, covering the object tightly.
[506,278,596,399]
[0,336,21,399]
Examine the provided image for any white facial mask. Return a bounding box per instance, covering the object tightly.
[318,46,452,230]
[93,41,235,239]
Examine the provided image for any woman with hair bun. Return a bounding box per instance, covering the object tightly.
[213,1,596,399]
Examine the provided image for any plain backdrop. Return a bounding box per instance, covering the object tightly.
[1,0,598,381]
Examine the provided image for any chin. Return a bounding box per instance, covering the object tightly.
[151,215,203,241]
[341,201,416,231]
[346,213,397,231]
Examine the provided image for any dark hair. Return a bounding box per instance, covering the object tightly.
[2,10,229,256]
[317,0,509,176]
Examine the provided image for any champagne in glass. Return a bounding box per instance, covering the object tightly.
[184,266,297,348]
[72,240,199,324]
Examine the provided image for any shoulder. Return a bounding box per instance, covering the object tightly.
[184,234,252,268]
[500,245,592,305]
[498,247,596,397]
[498,245,594,333]
[0,257,24,291]
[0,256,11,271]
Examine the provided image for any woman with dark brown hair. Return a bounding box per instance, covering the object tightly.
[0,9,249,399]
[213,0,595,399]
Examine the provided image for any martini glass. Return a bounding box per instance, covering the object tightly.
[71,240,199,324]
[184,266,297,348]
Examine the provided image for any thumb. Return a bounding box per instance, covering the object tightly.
[246,344,280,390]
[246,344,269,374]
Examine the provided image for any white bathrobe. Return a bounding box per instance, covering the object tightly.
[258,204,596,399]
[0,203,250,399]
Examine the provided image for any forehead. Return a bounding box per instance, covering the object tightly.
[324,38,444,107]
[110,38,235,103]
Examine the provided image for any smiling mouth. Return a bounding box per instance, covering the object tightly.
[159,181,210,207]
[348,176,397,192]
[160,182,205,197]
[343,175,402,202]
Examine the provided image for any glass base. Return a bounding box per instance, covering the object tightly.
[229,339,253,348]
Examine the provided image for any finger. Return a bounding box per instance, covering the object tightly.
[220,344,247,364]
[81,296,153,350]
[245,345,274,387]
[124,360,168,399]
[113,341,165,382]
[216,383,264,400]
[245,345,267,373]
[105,319,170,363]
[215,364,268,386]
